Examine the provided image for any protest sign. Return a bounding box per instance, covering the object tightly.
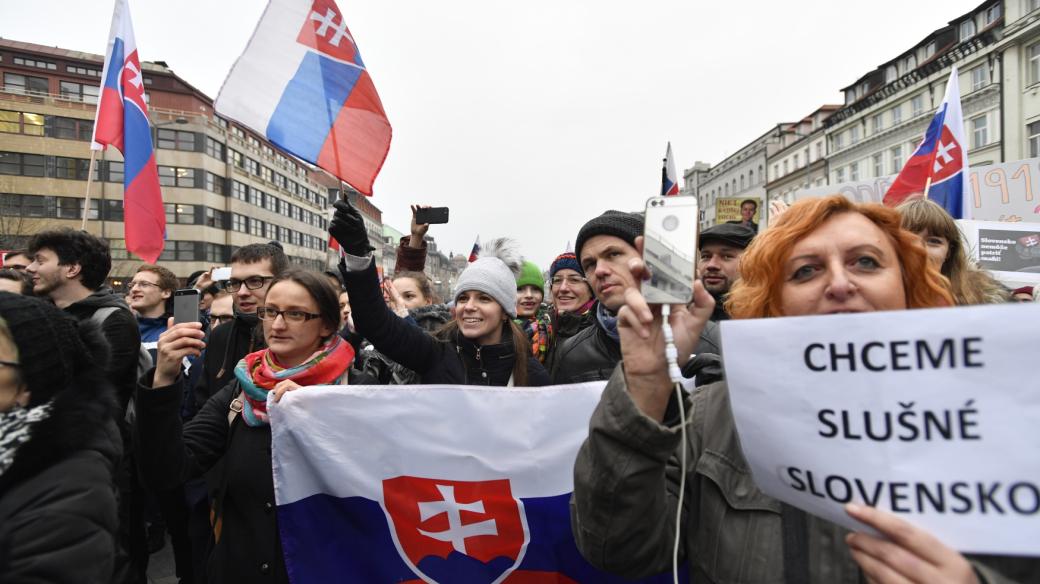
[715,197,762,226]
[270,382,678,583]
[795,157,1040,223]
[720,304,1040,556]
[958,220,1040,288]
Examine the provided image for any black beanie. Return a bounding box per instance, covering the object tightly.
[0,292,93,405]
[575,210,644,262]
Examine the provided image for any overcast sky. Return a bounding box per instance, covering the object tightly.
[1,0,983,269]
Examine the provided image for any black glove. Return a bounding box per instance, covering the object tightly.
[683,352,724,387]
[329,199,375,256]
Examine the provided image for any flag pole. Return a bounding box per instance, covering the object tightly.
[923,176,932,199]
[81,149,98,231]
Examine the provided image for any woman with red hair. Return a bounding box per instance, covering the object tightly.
[572,196,1033,583]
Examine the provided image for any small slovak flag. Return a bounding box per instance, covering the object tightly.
[883,66,971,219]
[468,236,480,263]
[661,142,680,197]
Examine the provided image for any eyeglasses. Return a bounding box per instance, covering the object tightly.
[128,280,161,290]
[550,275,587,288]
[210,314,234,325]
[226,276,275,292]
[257,307,322,323]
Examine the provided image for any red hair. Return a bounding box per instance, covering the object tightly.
[726,196,953,319]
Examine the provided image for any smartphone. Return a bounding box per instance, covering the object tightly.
[641,196,699,304]
[173,288,201,324]
[414,206,449,225]
[212,266,232,282]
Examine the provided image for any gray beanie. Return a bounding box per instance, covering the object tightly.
[453,238,523,318]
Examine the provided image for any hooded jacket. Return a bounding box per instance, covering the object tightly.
[0,353,121,583]
[63,288,140,412]
[342,261,550,386]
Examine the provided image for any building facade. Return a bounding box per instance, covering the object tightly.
[765,105,839,202]
[689,128,785,231]
[0,39,347,284]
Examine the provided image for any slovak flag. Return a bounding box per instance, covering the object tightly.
[661,142,680,197]
[92,0,165,263]
[883,66,971,219]
[215,0,391,196]
[270,383,679,583]
[468,236,480,263]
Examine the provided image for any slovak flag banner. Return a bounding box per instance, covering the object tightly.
[883,66,971,219]
[661,142,680,197]
[270,384,678,583]
[92,0,165,263]
[215,0,391,195]
[468,236,480,263]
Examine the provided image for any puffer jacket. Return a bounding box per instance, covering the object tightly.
[0,369,121,583]
[570,367,1038,583]
[355,304,453,385]
[342,260,550,386]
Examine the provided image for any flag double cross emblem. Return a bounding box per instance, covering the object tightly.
[297,0,364,67]
[383,476,529,584]
[930,126,963,180]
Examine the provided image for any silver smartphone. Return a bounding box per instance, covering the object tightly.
[173,288,201,324]
[641,196,699,304]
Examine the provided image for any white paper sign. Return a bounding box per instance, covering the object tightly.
[720,304,1040,556]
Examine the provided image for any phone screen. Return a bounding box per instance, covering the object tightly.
[641,196,699,304]
[173,289,201,324]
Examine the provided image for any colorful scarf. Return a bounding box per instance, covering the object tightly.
[233,336,354,427]
[516,307,554,364]
[0,401,52,478]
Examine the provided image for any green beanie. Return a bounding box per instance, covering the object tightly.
[516,261,544,294]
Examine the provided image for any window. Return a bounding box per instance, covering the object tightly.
[231,180,248,201]
[250,188,264,208]
[911,94,924,117]
[66,65,101,77]
[1029,121,1040,157]
[159,241,197,262]
[206,137,225,161]
[748,169,755,185]
[851,125,861,143]
[265,194,278,212]
[850,161,860,181]
[0,152,45,176]
[261,165,273,183]
[58,81,99,104]
[924,42,936,60]
[984,3,1001,25]
[816,142,823,159]
[104,199,123,222]
[885,65,898,83]
[205,208,227,229]
[157,129,195,151]
[971,115,989,148]
[12,56,56,70]
[107,161,124,183]
[970,66,988,91]
[232,213,249,233]
[1029,0,1040,13]
[891,105,903,125]
[56,196,82,219]
[205,243,227,263]
[52,156,90,180]
[873,153,884,176]
[4,73,48,95]
[782,160,789,175]
[871,113,884,133]
[0,110,45,136]
[265,223,277,240]
[158,166,197,187]
[205,172,225,195]
[48,115,91,140]
[960,20,976,41]
[891,145,903,171]
[835,132,845,150]
[279,226,290,242]
[906,54,917,71]
[250,218,264,237]
[274,173,287,190]
[245,157,260,176]
[772,164,779,179]
[739,175,745,190]
[247,136,261,150]
[836,167,846,183]
[230,149,244,168]
[163,203,193,224]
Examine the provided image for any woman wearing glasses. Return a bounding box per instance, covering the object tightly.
[135,269,373,584]
[0,293,121,583]
[542,252,596,371]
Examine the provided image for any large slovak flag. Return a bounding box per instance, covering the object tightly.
[270,384,680,583]
[661,142,680,197]
[216,0,391,195]
[92,0,165,263]
[883,66,971,219]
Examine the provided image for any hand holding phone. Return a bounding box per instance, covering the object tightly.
[173,288,201,324]
[414,206,449,225]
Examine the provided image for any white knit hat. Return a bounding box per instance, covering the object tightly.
[452,238,523,318]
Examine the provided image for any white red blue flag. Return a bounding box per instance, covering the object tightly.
[468,235,480,263]
[215,0,391,196]
[883,66,971,219]
[92,0,165,263]
[661,142,680,197]
[270,383,679,583]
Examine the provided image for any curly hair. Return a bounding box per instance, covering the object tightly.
[26,228,112,290]
[726,196,953,319]
[896,198,1008,305]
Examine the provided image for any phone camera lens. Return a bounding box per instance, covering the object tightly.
[662,215,679,231]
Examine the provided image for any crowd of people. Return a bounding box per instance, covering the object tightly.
[0,193,1036,583]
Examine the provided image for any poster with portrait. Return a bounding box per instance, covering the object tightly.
[715,197,762,232]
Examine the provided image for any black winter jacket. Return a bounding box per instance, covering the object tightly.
[193,311,263,411]
[0,373,121,583]
[342,260,550,386]
[135,368,372,584]
[64,288,140,412]
[550,302,722,384]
